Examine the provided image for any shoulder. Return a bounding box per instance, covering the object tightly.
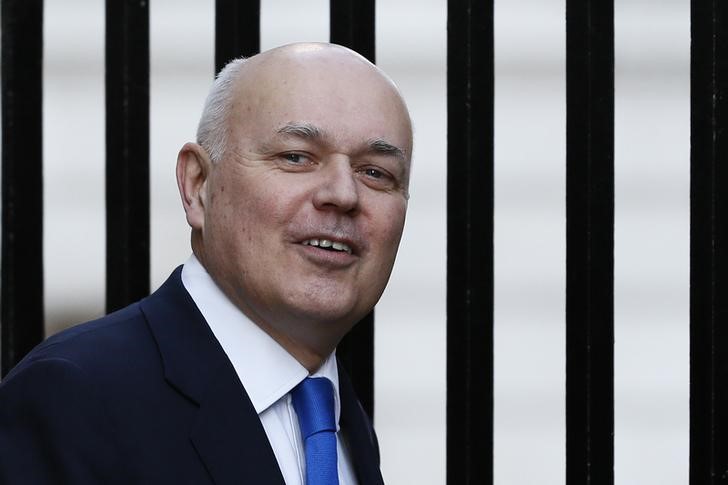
[4,302,152,384]
[0,307,152,483]
[0,267,207,482]
[4,266,189,385]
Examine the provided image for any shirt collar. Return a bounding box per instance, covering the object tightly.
[180,254,341,423]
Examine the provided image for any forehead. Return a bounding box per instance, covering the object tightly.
[228,54,412,156]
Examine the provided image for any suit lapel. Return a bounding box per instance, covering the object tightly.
[338,363,385,485]
[187,363,285,485]
[140,268,285,485]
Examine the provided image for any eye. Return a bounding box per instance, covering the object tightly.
[356,165,399,191]
[282,153,307,164]
[277,152,316,171]
[364,168,385,179]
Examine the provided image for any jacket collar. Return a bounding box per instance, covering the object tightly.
[140,267,285,485]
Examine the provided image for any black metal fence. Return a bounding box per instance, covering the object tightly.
[105,0,150,314]
[0,0,722,483]
[565,1,614,484]
[690,1,728,483]
[447,1,494,483]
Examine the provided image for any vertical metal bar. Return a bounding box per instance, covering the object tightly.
[105,0,150,313]
[446,0,494,483]
[565,0,615,483]
[330,0,375,61]
[1,0,45,377]
[329,0,376,419]
[690,2,728,483]
[337,313,374,419]
[215,0,260,74]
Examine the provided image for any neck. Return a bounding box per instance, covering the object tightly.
[254,319,337,373]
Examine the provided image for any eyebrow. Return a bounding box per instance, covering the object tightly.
[276,122,407,161]
[277,122,322,139]
[367,138,407,161]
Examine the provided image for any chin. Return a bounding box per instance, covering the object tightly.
[296,302,359,324]
[285,295,363,327]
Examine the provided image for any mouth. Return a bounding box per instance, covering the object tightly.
[301,238,353,255]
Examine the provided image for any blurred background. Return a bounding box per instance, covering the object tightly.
[40,0,688,483]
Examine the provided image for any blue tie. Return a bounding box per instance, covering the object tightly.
[291,377,340,485]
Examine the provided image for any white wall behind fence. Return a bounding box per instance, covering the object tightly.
[40,1,689,484]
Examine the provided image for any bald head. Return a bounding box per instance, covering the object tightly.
[196,42,412,168]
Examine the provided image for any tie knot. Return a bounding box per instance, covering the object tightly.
[292,377,337,439]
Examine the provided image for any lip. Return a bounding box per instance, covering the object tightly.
[295,241,358,269]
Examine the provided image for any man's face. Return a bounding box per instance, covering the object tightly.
[193,48,412,347]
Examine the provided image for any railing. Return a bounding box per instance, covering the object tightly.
[1,0,722,483]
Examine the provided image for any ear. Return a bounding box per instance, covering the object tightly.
[176,142,212,230]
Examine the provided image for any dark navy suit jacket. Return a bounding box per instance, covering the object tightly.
[0,268,384,484]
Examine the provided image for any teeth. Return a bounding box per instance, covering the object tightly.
[302,238,352,254]
[332,242,352,254]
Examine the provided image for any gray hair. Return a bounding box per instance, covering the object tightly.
[196,57,249,163]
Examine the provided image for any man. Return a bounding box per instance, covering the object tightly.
[0,43,412,484]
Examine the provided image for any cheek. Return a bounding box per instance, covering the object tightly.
[367,200,407,256]
[206,193,256,257]
[232,185,301,254]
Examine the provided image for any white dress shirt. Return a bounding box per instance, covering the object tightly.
[181,255,359,485]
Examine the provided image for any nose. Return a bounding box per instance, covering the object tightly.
[312,158,359,213]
